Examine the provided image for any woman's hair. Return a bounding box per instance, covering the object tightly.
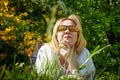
[50,14,86,54]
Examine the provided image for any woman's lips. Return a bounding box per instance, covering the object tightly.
[64,35,71,38]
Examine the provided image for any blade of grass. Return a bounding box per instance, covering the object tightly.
[95,67,107,79]
[79,44,110,70]
[0,64,6,80]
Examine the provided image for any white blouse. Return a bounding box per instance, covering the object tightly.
[35,43,96,80]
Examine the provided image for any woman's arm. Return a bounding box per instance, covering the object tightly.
[35,44,49,74]
[86,56,96,80]
[77,47,96,80]
[35,48,45,73]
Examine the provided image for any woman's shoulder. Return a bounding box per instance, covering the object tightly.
[40,43,51,49]
[81,47,90,55]
[38,43,57,60]
[78,47,90,59]
[37,43,52,54]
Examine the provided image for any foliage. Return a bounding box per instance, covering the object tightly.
[64,0,120,79]
[0,60,81,80]
[0,0,68,66]
[0,0,120,79]
[0,45,118,80]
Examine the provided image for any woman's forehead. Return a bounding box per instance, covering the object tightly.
[60,19,76,25]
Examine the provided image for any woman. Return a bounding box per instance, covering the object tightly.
[35,14,95,79]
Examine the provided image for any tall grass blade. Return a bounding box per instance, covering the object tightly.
[79,44,110,70]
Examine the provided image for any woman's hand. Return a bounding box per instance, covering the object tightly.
[59,39,71,57]
[59,39,79,74]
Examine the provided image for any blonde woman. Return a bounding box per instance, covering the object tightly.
[35,14,95,80]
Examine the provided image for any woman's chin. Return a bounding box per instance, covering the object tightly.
[64,40,71,43]
[65,40,73,44]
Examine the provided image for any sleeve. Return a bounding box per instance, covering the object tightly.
[77,48,96,80]
[83,48,96,80]
[35,45,48,74]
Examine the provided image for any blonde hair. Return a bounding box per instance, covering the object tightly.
[50,14,86,55]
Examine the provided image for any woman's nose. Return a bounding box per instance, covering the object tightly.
[65,27,70,32]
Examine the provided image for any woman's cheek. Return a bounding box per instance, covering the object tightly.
[57,32,63,43]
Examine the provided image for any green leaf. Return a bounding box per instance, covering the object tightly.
[79,44,110,71]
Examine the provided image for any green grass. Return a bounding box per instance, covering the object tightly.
[0,44,119,80]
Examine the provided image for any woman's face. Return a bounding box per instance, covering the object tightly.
[57,20,78,47]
